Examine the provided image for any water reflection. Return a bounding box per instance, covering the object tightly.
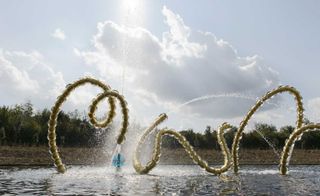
[0,165,320,195]
[109,173,127,195]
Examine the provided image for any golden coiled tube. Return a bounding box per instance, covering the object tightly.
[279,124,320,175]
[48,78,315,176]
[133,114,233,175]
[133,113,167,174]
[231,85,304,174]
[89,90,129,144]
[48,77,128,173]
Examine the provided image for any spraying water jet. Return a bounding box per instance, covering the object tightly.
[48,77,129,173]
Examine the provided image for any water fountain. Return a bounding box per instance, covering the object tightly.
[132,85,319,175]
[47,77,320,176]
[0,76,312,194]
[2,1,319,194]
[47,77,129,173]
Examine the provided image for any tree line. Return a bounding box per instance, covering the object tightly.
[0,102,102,147]
[1,102,320,149]
[162,123,320,150]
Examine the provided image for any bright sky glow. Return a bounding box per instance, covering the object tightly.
[1,0,320,132]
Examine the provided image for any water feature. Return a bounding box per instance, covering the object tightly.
[119,0,146,96]
[47,78,319,177]
[1,165,320,195]
[255,129,281,158]
[132,85,320,176]
[6,76,310,194]
[48,78,129,173]
[2,0,319,194]
[2,78,320,195]
[166,92,283,158]
[167,92,280,115]
[111,144,125,168]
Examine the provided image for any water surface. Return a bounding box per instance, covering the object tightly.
[1,165,319,195]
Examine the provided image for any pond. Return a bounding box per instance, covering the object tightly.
[1,165,319,195]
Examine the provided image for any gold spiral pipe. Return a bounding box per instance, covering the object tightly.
[89,90,129,144]
[133,113,167,174]
[231,85,304,174]
[47,78,314,175]
[48,77,128,173]
[279,124,320,175]
[133,114,233,175]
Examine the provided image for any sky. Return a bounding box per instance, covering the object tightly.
[1,0,320,132]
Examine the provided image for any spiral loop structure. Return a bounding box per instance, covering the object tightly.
[48,78,317,175]
[231,85,304,174]
[47,77,128,173]
[134,85,312,175]
[279,124,320,174]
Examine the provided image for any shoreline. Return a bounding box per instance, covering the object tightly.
[0,146,319,166]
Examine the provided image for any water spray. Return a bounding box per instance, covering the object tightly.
[111,144,125,169]
[48,77,129,173]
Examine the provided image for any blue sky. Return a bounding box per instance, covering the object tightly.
[1,0,320,131]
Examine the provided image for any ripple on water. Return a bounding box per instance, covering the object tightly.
[0,165,320,195]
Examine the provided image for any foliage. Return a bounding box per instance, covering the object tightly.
[0,102,100,147]
[1,102,320,149]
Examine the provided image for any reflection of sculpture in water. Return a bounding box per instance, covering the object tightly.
[48,77,320,175]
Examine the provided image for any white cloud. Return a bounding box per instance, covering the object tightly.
[76,6,280,119]
[306,97,320,122]
[0,50,68,108]
[51,28,66,40]
[0,51,38,93]
[0,49,108,115]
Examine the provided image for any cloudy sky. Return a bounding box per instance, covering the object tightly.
[1,0,320,131]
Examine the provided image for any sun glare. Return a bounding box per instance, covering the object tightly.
[119,0,146,27]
